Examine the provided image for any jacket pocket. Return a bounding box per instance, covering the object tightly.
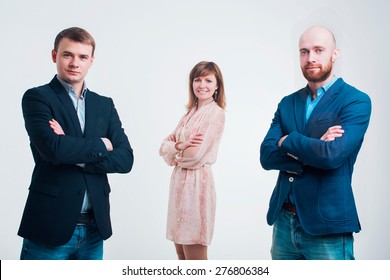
[29,183,61,197]
[315,117,335,126]
[317,176,354,222]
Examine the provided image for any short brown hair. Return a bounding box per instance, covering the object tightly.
[54,27,96,56]
[186,61,226,111]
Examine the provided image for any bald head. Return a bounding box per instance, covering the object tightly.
[300,26,336,49]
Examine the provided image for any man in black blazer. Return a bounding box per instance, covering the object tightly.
[18,27,134,259]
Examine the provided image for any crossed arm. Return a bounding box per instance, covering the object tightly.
[261,93,371,171]
[173,132,204,157]
[49,119,113,151]
[47,113,133,174]
[278,125,344,147]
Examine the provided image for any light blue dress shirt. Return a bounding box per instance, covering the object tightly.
[56,75,91,213]
[305,76,338,122]
[288,76,339,205]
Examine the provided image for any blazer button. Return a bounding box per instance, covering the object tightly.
[78,191,83,195]
[289,177,294,182]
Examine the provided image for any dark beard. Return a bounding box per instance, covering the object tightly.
[301,59,333,83]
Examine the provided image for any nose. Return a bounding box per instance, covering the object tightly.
[307,51,316,63]
[199,80,207,88]
[69,57,79,68]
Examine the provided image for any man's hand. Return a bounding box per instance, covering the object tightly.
[320,125,344,141]
[278,135,288,147]
[49,119,65,135]
[101,137,113,151]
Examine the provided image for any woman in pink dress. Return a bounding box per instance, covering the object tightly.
[160,61,226,260]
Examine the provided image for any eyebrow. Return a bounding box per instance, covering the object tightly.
[62,51,90,57]
[300,45,326,51]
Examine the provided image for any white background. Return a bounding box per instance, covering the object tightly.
[0,0,388,260]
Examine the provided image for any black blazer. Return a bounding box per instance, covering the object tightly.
[18,76,133,246]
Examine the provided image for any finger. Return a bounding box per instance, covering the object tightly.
[329,128,344,134]
[329,125,342,130]
[332,133,343,138]
[189,133,203,139]
[324,137,335,142]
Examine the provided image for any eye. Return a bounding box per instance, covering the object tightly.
[300,50,308,55]
[193,78,200,82]
[80,55,89,60]
[316,49,324,53]
[206,79,213,83]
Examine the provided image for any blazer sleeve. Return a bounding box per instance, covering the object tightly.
[175,108,225,169]
[22,88,109,165]
[83,98,133,174]
[260,104,304,175]
[280,91,372,170]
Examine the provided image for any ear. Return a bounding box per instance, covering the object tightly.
[331,48,340,62]
[51,49,57,63]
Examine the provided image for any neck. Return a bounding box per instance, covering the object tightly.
[307,74,334,98]
[197,98,214,107]
[57,75,84,98]
[73,83,84,99]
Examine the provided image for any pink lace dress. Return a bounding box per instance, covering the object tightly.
[160,101,225,246]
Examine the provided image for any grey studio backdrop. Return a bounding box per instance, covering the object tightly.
[0,0,388,259]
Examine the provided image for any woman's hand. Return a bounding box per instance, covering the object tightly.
[175,133,203,151]
[49,119,65,135]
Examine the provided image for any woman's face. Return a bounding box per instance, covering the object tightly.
[192,73,218,105]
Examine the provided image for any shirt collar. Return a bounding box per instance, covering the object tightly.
[322,76,338,92]
[306,76,338,99]
[56,75,87,98]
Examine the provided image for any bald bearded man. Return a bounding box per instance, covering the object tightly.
[260,26,371,260]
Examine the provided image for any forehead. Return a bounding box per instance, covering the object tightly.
[194,71,216,80]
[57,37,93,55]
[299,29,334,49]
[198,73,216,78]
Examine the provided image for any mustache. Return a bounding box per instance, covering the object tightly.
[304,63,322,69]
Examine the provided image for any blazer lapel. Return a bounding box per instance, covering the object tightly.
[50,77,83,136]
[306,78,344,134]
[293,88,308,134]
[83,90,98,138]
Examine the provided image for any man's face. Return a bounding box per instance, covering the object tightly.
[52,37,94,88]
[301,54,333,83]
[299,28,338,83]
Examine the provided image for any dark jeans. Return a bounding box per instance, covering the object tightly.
[20,223,103,260]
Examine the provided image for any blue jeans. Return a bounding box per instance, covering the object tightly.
[271,210,355,260]
[20,224,103,260]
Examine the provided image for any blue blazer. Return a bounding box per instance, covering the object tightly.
[260,78,371,235]
[18,76,134,246]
